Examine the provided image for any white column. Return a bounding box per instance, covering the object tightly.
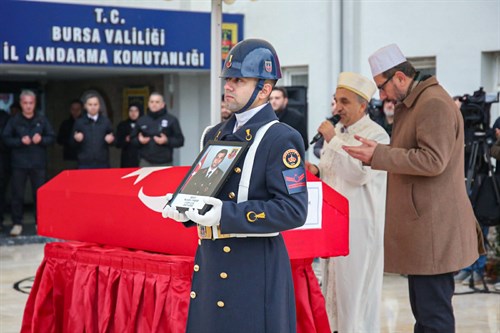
[211,0,222,125]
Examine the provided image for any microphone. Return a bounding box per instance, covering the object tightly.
[310,115,341,145]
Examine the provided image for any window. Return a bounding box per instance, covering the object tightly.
[281,66,309,87]
[408,56,436,77]
[481,51,500,125]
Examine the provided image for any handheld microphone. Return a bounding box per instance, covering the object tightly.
[310,115,341,145]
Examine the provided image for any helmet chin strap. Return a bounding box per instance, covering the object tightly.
[235,79,265,114]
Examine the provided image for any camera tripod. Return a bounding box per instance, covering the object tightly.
[456,132,500,295]
[465,132,490,196]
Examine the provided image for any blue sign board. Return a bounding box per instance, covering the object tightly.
[0,1,244,70]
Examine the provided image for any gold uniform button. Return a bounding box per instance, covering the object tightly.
[223,246,231,253]
[220,272,228,279]
[217,301,225,308]
[190,291,197,299]
[194,265,200,272]
[234,167,241,174]
[228,192,236,199]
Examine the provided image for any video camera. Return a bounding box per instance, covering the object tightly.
[461,88,499,188]
[460,87,499,140]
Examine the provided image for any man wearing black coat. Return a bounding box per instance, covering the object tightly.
[270,87,309,150]
[115,104,141,167]
[2,90,55,236]
[71,93,114,169]
[56,99,82,168]
[493,117,500,175]
[0,109,11,232]
[131,92,184,166]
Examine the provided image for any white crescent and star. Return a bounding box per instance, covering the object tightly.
[121,166,172,185]
[122,167,172,211]
[138,186,169,212]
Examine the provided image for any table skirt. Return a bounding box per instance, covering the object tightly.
[21,242,330,333]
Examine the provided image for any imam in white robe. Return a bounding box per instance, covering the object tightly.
[318,115,389,333]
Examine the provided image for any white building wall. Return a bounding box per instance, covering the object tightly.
[357,0,500,97]
[177,73,212,165]
[222,1,342,161]
[221,0,500,159]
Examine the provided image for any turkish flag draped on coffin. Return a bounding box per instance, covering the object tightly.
[38,167,348,259]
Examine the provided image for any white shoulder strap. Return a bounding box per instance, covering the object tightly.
[237,120,279,203]
[199,125,215,151]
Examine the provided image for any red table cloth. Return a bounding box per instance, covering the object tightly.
[22,242,330,333]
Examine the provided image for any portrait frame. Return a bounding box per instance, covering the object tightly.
[167,140,249,214]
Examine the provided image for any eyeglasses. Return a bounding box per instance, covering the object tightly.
[377,73,395,91]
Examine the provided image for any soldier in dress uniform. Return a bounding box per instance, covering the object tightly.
[163,38,308,333]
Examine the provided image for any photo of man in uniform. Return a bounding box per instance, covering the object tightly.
[182,149,228,195]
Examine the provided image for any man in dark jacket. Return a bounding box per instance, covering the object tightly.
[491,121,500,160]
[2,90,55,236]
[71,93,114,169]
[131,92,184,166]
[0,108,11,232]
[115,104,141,168]
[373,99,395,137]
[56,99,82,169]
[493,116,500,175]
[270,86,309,150]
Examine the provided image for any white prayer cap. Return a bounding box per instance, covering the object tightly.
[336,72,377,102]
[368,43,407,77]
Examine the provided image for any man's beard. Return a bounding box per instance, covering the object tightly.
[395,87,407,103]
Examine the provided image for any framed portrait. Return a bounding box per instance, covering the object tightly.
[167,140,248,214]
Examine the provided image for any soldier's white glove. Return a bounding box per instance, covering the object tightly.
[162,193,189,222]
[185,197,222,227]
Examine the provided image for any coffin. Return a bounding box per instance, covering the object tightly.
[38,167,348,259]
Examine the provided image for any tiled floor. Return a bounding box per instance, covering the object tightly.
[0,243,44,333]
[0,241,499,333]
[380,272,500,333]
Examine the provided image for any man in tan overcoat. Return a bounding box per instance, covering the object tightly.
[343,44,484,333]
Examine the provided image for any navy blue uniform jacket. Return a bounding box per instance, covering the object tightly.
[186,104,308,333]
